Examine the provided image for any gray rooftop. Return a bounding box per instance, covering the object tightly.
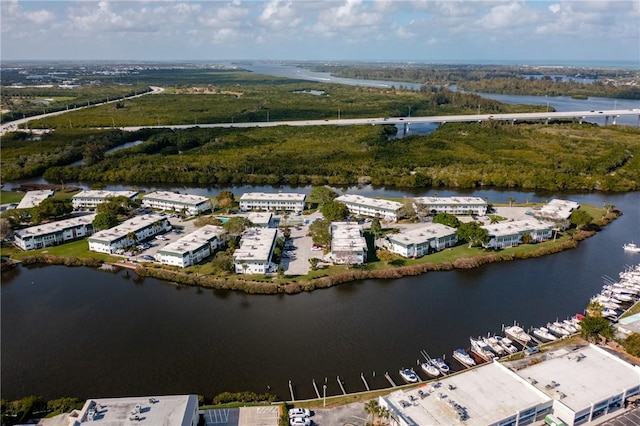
[142,191,210,206]
[414,196,487,205]
[73,190,139,200]
[88,214,166,243]
[16,190,54,209]
[240,192,306,202]
[383,362,550,426]
[482,219,552,237]
[387,223,457,246]
[15,214,96,238]
[234,228,278,262]
[331,222,367,253]
[537,199,580,220]
[157,225,226,255]
[335,194,402,212]
[514,344,640,410]
[247,212,272,226]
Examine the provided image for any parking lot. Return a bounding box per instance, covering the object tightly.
[200,406,280,426]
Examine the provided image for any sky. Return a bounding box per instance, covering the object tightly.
[1,0,639,65]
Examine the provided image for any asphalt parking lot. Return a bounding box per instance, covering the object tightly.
[309,402,368,426]
[200,406,280,426]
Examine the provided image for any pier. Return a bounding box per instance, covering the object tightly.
[384,372,397,387]
[337,376,346,395]
[360,373,370,391]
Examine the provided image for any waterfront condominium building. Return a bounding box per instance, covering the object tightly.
[330,222,368,265]
[246,212,274,228]
[413,196,488,216]
[155,225,226,268]
[65,394,199,425]
[381,223,458,258]
[233,228,278,274]
[72,190,139,210]
[334,194,403,222]
[141,191,212,216]
[535,199,581,229]
[88,214,171,254]
[239,192,306,213]
[16,189,54,209]
[482,219,554,249]
[13,214,96,251]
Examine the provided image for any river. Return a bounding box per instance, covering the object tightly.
[2,189,639,401]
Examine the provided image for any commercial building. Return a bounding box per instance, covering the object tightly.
[414,196,488,216]
[482,219,554,249]
[13,214,96,251]
[239,192,306,213]
[330,222,368,265]
[381,223,458,258]
[72,190,139,210]
[334,194,403,222]
[247,212,274,228]
[142,191,211,216]
[233,228,278,274]
[88,214,171,254]
[379,361,553,426]
[62,394,199,425]
[16,189,54,209]
[513,344,640,425]
[155,225,226,268]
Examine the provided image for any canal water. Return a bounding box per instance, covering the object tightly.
[2,190,639,401]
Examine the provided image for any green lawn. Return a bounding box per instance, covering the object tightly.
[0,190,25,204]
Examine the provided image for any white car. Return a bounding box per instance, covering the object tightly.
[288,408,310,418]
[289,417,311,426]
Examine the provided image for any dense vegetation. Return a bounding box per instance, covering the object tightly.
[11,121,635,192]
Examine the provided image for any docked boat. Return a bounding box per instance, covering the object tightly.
[431,357,450,374]
[420,361,440,378]
[532,326,557,342]
[504,324,532,344]
[470,337,496,362]
[495,335,519,354]
[561,320,579,334]
[483,336,508,357]
[623,243,640,253]
[399,368,419,383]
[602,308,620,319]
[453,348,476,367]
[547,322,570,337]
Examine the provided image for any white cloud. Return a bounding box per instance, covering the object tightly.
[259,0,302,29]
[477,1,534,30]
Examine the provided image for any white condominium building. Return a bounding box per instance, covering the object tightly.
[72,190,139,210]
[155,225,226,268]
[88,214,171,254]
[239,192,306,213]
[13,214,96,251]
[233,228,278,274]
[330,222,368,265]
[142,191,211,216]
[16,190,54,209]
[334,194,403,222]
[413,196,488,216]
[382,223,458,258]
[482,219,553,249]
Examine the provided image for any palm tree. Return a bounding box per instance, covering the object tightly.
[378,406,390,425]
[364,400,379,425]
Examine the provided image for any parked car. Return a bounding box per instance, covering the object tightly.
[289,417,311,426]
[524,347,540,356]
[288,408,311,418]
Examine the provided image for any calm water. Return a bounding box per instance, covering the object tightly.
[2,190,639,401]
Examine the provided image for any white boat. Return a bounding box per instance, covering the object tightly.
[399,368,419,383]
[483,336,507,357]
[421,361,440,378]
[453,348,476,367]
[602,308,620,319]
[532,326,557,342]
[470,337,496,362]
[623,243,640,253]
[431,357,450,374]
[504,324,532,344]
[494,335,518,354]
[561,320,579,334]
[547,322,570,337]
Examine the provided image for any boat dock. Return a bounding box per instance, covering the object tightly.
[384,372,397,387]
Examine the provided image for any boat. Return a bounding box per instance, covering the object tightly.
[561,320,579,334]
[547,322,570,337]
[495,335,519,354]
[623,243,640,253]
[482,336,507,357]
[453,348,476,367]
[602,308,620,319]
[431,357,450,374]
[504,324,532,344]
[532,326,557,342]
[469,337,496,362]
[399,368,419,383]
[420,361,440,378]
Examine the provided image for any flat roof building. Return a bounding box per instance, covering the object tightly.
[414,196,488,216]
[233,228,278,274]
[482,219,554,249]
[335,194,403,222]
[382,223,458,258]
[380,361,553,426]
[16,189,54,209]
[239,192,306,213]
[142,191,211,216]
[330,222,367,265]
[14,214,96,251]
[247,212,274,228]
[537,199,580,221]
[88,214,171,254]
[513,344,640,425]
[72,190,139,210]
[63,394,199,425]
[155,225,226,268]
